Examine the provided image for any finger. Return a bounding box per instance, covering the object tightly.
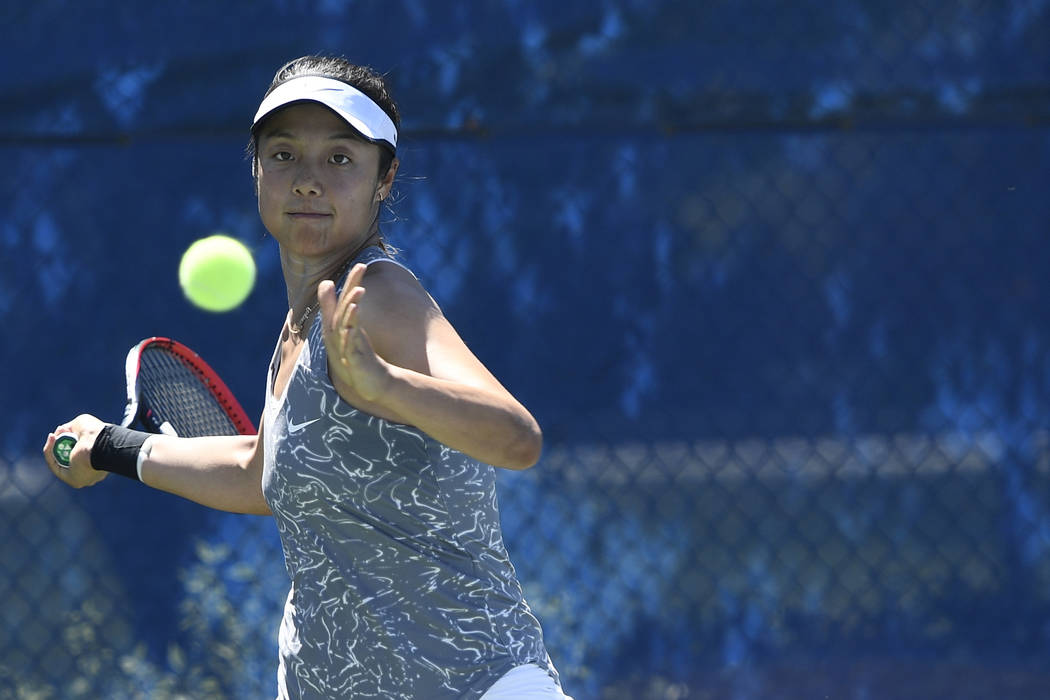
[42,431,55,463]
[344,263,367,291]
[42,432,67,479]
[318,279,338,334]
[343,285,365,304]
[338,310,356,348]
[330,287,363,334]
[345,300,360,323]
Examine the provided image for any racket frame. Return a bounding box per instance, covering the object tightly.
[123,336,255,437]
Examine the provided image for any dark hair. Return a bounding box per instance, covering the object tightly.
[249,55,400,180]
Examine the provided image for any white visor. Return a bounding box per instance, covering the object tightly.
[252,75,397,151]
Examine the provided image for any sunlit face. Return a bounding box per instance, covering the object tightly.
[255,102,394,258]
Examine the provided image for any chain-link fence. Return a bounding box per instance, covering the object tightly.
[3,2,1050,698]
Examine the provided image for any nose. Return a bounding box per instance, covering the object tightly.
[292,164,323,197]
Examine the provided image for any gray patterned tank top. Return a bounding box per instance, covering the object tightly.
[261,247,557,699]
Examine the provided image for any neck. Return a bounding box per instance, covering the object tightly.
[282,229,381,337]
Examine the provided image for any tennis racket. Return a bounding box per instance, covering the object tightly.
[53,337,255,467]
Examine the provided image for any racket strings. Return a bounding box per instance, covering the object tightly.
[137,347,241,438]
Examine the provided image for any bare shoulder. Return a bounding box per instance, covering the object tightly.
[359,259,510,390]
[357,259,448,372]
[359,259,438,317]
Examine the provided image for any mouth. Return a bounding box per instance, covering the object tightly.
[287,211,332,219]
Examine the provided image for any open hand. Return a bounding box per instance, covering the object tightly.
[318,263,391,403]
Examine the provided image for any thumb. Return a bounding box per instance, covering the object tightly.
[317,279,337,333]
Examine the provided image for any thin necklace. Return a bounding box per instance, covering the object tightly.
[288,254,357,338]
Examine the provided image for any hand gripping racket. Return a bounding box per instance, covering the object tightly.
[53,337,255,466]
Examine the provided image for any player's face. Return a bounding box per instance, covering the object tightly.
[255,103,392,257]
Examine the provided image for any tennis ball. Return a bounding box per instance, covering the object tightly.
[178,234,256,312]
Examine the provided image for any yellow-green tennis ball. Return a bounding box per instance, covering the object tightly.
[178,234,256,312]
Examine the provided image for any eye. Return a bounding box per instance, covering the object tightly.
[331,153,352,165]
[272,151,293,162]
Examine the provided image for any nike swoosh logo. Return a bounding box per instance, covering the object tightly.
[287,417,321,433]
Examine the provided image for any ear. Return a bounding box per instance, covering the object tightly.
[376,157,400,202]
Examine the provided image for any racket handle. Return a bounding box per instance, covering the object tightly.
[53,432,78,468]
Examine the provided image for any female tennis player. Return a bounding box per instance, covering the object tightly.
[42,55,570,700]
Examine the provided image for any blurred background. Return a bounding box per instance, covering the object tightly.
[2,1,1050,698]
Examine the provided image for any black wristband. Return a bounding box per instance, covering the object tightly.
[91,425,148,481]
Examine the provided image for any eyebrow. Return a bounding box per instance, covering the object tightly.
[261,128,367,143]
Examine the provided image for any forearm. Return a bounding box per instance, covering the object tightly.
[379,365,542,470]
[139,435,270,515]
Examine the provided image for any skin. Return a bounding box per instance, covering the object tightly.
[41,101,542,514]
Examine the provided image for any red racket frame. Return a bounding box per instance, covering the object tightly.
[122,336,256,436]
